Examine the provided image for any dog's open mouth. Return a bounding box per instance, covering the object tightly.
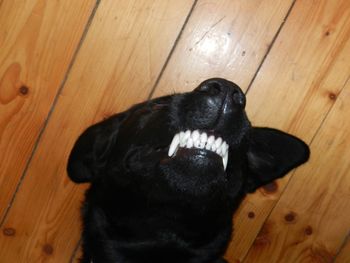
[167,130,229,170]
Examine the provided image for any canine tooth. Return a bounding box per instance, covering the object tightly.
[215,137,223,148]
[168,134,180,157]
[223,152,228,170]
[200,132,207,143]
[186,138,193,148]
[191,130,200,142]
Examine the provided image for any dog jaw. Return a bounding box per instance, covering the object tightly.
[168,129,229,170]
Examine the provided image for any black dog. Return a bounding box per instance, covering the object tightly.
[67,78,309,263]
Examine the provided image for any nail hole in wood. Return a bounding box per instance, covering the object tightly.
[284,212,296,223]
[43,244,54,255]
[248,211,255,219]
[19,85,29,96]
[3,228,16,236]
[328,92,337,100]
[305,226,313,235]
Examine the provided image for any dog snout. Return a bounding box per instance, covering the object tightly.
[195,78,246,109]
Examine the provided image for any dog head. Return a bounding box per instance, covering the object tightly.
[67,78,309,200]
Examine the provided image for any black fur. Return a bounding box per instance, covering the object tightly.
[67,78,309,263]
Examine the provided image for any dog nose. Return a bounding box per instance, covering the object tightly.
[195,78,246,108]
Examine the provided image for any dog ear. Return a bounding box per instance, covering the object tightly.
[244,127,310,193]
[67,113,125,183]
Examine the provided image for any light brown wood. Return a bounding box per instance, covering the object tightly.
[335,237,350,263]
[152,0,294,96]
[1,0,349,262]
[71,242,83,263]
[224,0,350,261]
[0,0,194,262]
[0,0,96,221]
[244,80,350,262]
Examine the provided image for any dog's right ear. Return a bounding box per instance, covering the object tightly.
[67,113,126,183]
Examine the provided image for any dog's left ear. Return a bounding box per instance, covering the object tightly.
[244,127,310,193]
[67,113,126,183]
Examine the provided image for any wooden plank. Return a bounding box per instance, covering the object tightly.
[0,0,96,220]
[152,0,294,97]
[0,0,194,262]
[335,236,350,263]
[225,0,350,261]
[243,79,350,262]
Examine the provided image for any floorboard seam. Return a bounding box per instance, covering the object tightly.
[0,0,101,228]
[332,231,350,263]
[147,0,199,99]
[245,0,297,95]
[239,0,299,261]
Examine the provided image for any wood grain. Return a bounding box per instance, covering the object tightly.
[1,0,349,262]
[152,0,294,97]
[244,79,350,262]
[0,0,194,262]
[0,0,96,222]
[225,0,350,261]
[335,236,350,263]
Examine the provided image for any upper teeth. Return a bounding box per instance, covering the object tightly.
[168,130,229,170]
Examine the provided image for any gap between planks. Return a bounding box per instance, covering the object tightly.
[0,0,101,228]
[148,0,199,100]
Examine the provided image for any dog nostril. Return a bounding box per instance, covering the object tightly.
[196,81,222,96]
[232,89,246,107]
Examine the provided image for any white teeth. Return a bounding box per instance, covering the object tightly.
[207,135,215,145]
[215,137,222,148]
[184,130,191,140]
[223,152,228,170]
[220,143,227,156]
[186,138,193,148]
[200,132,207,143]
[198,141,206,149]
[168,130,229,171]
[191,130,200,141]
[194,140,201,148]
[168,134,180,157]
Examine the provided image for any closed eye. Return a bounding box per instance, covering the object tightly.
[151,103,168,111]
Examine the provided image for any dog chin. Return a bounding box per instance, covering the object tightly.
[175,147,224,170]
[159,148,226,191]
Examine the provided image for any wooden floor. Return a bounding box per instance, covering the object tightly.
[0,0,349,262]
